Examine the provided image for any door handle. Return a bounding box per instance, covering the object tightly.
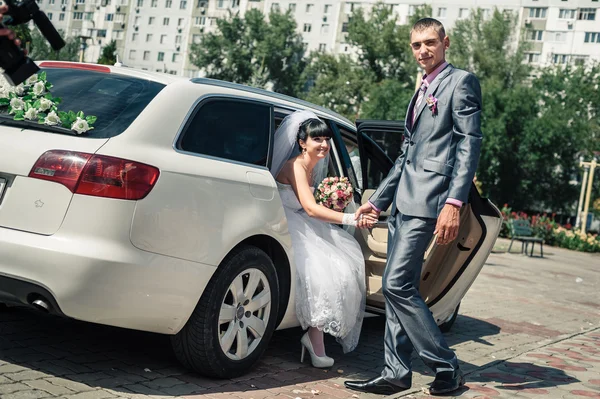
[457,243,471,251]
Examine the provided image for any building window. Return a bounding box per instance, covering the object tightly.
[149,16,155,24]
[163,17,169,25]
[146,33,153,42]
[158,51,165,61]
[143,51,150,60]
[342,22,348,32]
[289,3,296,12]
[529,8,547,18]
[129,49,136,59]
[172,53,180,62]
[194,16,205,25]
[178,17,184,26]
[151,0,157,6]
[559,9,576,18]
[303,23,311,32]
[59,13,65,20]
[97,29,107,37]
[437,7,447,18]
[231,0,239,7]
[132,32,138,41]
[105,13,114,21]
[114,30,124,40]
[180,0,186,8]
[160,34,167,43]
[166,0,172,7]
[175,35,182,43]
[197,0,207,6]
[75,0,84,3]
[47,12,53,19]
[482,8,491,18]
[408,5,416,16]
[578,8,596,20]
[135,16,140,24]
[271,3,279,11]
[318,43,326,51]
[193,34,201,43]
[137,0,143,6]
[459,8,469,18]
[321,24,329,33]
[324,4,331,14]
[178,100,271,166]
[528,30,543,41]
[552,54,569,64]
[525,53,540,63]
[73,12,83,19]
[306,3,313,13]
[584,32,600,42]
[217,0,225,8]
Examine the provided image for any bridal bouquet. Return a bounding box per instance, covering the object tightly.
[0,72,96,134]
[315,176,354,212]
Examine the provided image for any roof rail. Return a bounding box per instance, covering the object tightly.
[190,77,354,126]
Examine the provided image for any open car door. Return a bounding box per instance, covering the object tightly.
[352,120,503,329]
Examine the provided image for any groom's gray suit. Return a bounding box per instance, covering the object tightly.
[368,63,482,386]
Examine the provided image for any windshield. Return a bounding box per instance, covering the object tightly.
[37,68,165,138]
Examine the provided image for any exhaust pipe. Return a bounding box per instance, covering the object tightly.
[31,298,51,313]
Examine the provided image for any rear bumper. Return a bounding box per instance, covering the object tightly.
[0,196,218,335]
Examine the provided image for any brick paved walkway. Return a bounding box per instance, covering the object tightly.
[0,238,598,399]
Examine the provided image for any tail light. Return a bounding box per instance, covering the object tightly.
[29,150,160,200]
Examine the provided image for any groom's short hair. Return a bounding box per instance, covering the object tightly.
[411,18,446,41]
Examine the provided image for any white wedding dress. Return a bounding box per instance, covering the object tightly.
[277,181,366,353]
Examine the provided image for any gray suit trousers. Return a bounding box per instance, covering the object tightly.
[381,212,458,386]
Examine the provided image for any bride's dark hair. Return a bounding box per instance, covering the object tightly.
[297,118,333,150]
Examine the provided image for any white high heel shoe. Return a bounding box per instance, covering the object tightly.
[300,332,334,368]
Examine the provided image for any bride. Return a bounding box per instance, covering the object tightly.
[270,110,375,368]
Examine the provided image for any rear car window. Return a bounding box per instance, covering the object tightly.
[177,99,272,166]
[42,68,165,138]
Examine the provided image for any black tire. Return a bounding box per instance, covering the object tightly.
[171,245,279,378]
[439,302,460,333]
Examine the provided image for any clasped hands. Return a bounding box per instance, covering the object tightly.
[353,202,460,245]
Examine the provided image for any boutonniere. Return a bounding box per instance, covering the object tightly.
[425,94,438,115]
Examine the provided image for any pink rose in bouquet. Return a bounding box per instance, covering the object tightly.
[315,176,354,212]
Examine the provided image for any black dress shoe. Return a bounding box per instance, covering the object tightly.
[428,369,464,395]
[344,376,410,395]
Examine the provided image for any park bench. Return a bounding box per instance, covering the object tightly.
[507,219,544,257]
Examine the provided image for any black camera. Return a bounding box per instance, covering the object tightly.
[0,0,65,86]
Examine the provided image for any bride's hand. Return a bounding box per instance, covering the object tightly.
[356,212,378,229]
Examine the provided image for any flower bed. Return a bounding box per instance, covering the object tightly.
[500,204,600,253]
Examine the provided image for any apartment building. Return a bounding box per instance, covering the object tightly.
[39,0,599,75]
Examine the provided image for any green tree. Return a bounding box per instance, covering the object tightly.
[303,3,431,121]
[450,8,538,210]
[451,8,599,213]
[97,40,117,65]
[302,53,373,120]
[12,25,32,53]
[189,9,306,96]
[28,28,79,61]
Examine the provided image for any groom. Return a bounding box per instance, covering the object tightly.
[346,18,482,396]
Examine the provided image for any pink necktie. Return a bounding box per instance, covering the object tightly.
[412,81,427,124]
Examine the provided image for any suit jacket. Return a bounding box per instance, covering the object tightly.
[369,64,483,219]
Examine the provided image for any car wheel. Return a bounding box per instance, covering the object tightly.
[171,245,279,378]
[439,302,460,333]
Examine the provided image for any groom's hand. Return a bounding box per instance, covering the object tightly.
[355,203,379,229]
[434,204,461,245]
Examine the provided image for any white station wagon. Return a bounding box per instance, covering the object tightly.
[0,62,502,377]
